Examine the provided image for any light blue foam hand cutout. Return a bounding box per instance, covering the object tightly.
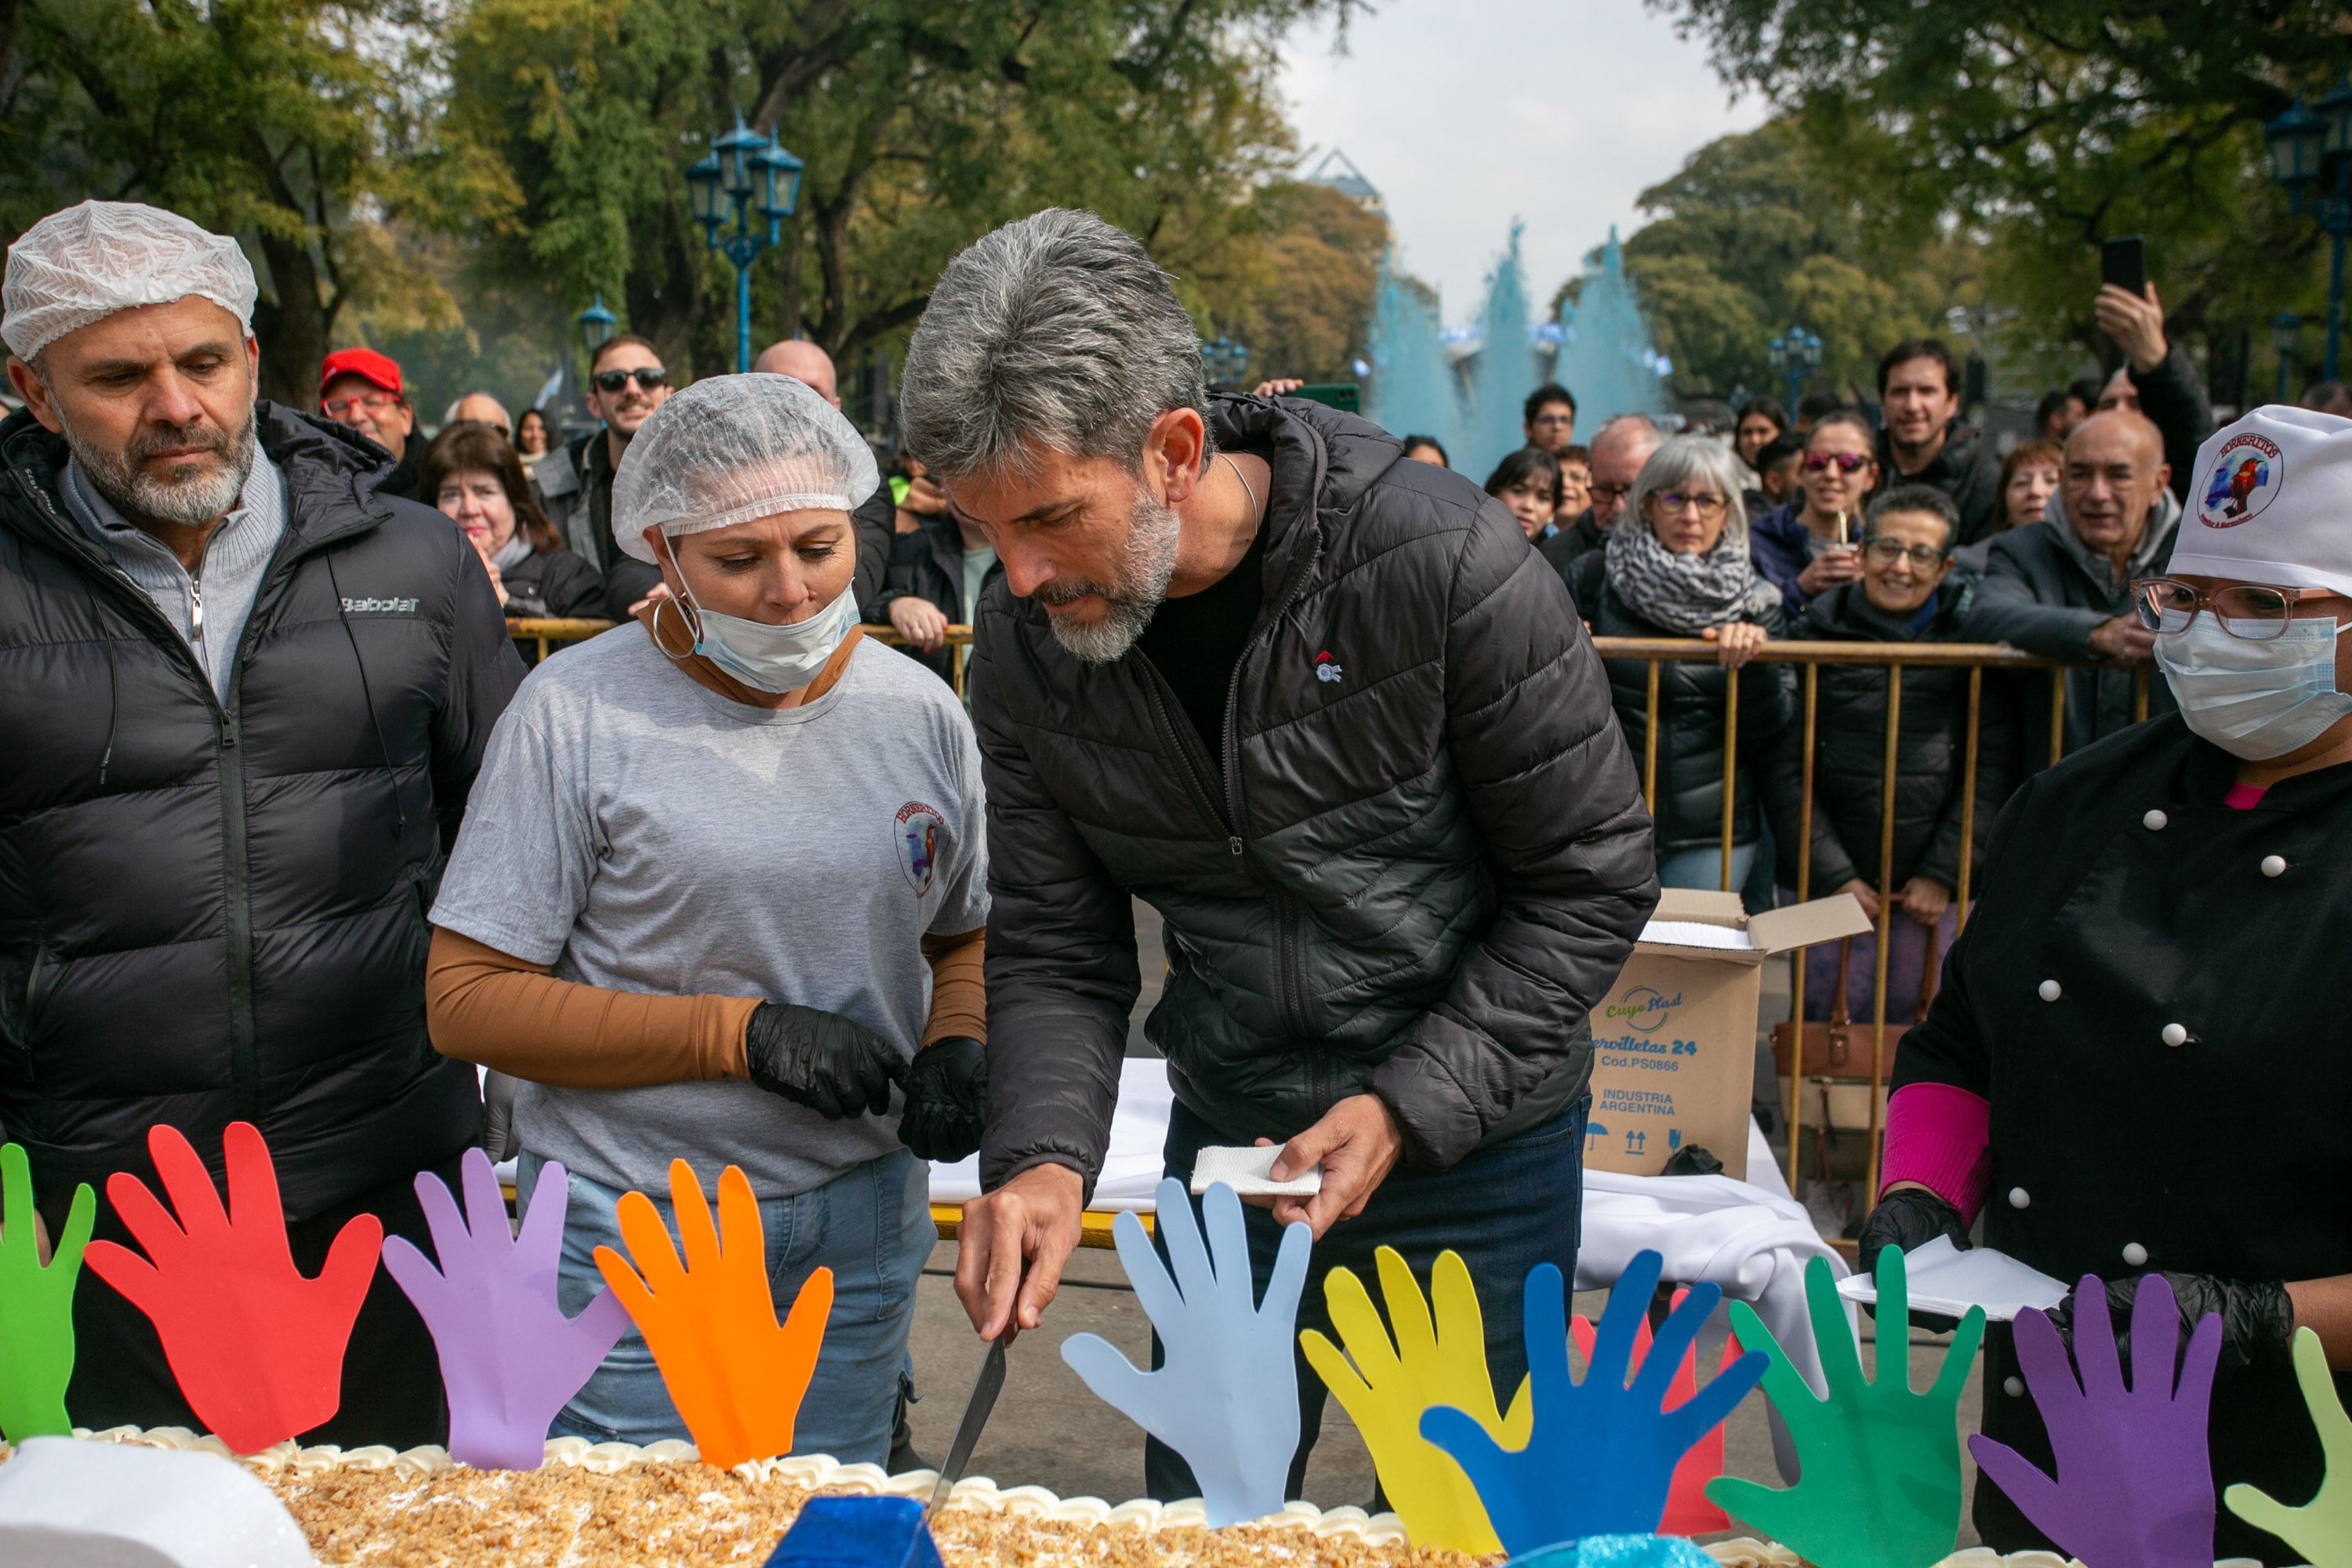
[1508,1534,1722,1568]
[1059,1178,1311,1527]
[1420,1250,1766,1552]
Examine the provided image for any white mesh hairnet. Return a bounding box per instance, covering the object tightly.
[612,372,880,564]
[3,200,258,361]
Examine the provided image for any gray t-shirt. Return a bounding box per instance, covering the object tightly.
[431,627,989,1196]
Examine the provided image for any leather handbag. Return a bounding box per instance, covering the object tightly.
[1770,917,1940,1080]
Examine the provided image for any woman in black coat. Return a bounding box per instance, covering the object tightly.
[1566,433,1799,890]
[1786,484,2016,1022]
[421,420,604,627]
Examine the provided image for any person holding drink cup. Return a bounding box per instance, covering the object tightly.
[1748,409,1879,615]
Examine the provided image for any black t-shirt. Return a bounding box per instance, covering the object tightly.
[1137,521,1267,771]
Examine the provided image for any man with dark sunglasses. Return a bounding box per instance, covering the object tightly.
[532,334,674,618]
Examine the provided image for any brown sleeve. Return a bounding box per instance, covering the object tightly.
[919,927,986,1047]
[426,927,757,1088]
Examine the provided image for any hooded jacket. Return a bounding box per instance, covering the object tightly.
[0,402,524,1219]
[974,395,1657,1192]
[1964,492,2180,770]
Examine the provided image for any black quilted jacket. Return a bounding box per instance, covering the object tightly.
[0,403,523,1221]
[973,395,1657,1193]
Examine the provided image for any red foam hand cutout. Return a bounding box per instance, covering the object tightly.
[1572,1287,1740,1534]
[83,1122,381,1454]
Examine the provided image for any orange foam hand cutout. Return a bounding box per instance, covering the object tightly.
[1572,1287,1743,1534]
[82,1123,381,1454]
[593,1160,830,1470]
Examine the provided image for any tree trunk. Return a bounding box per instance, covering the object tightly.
[251,227,328,408]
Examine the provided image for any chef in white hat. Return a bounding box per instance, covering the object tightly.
[1857,405,2352,1557]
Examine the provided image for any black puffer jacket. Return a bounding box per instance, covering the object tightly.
[975,396,1657,1191]
[1787,578,2017,894]
[0,404,524,1221]
[1565,550,1801,855]
[498,542,604,620]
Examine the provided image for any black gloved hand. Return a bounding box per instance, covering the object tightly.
[744,1003,906,1120]
[481,1069,518,1163]
[2051,1270,2293,1376]
[1856,1185,1972,1276]
[897,1036,988,1163]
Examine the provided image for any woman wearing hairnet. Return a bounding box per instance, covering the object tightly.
[423,374,989,1465]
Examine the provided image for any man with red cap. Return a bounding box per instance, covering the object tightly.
[319,346,420,500]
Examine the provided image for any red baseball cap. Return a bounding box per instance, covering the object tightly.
[318,347,403,400]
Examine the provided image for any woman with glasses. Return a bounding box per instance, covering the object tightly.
[1784,485,2014,1024]
[1747,410,1880,615]
[1564,434,1800,892]
[1860,408,2352,1559]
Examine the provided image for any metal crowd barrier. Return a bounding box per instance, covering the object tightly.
[510,618,2153,1208]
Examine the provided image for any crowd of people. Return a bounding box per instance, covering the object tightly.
[7,194,2352,1564]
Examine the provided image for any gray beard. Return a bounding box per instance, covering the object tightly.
[1041,486,1182,664]
[66,405,257,531]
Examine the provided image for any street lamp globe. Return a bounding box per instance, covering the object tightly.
[578,293,618,355]
[713,109,766,201]
[685,154,725,237]
[753,142,804,229]
[2317,77,2352,162]
[2267,99,2328,193]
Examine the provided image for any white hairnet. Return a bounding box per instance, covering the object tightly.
[2,200,258,361]
[612,372,880,564]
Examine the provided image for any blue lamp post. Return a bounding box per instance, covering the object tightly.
[2274,313,2304,403]
[1765,324,1821,416]
[578,292,617,356]
[2267,84,2352,379]
[685,109,805,374]
[1199,336,1249,387]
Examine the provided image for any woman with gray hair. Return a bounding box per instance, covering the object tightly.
[1564,434,1800,890]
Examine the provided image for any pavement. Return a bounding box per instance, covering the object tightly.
[909,899,1988,1545]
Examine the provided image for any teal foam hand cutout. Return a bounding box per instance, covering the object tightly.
[0,1142,95,1441]
[1059,1178,1310,1527]
[1704,1247,1983,1568]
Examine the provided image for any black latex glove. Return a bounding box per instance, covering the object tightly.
[1856,1185,1972,1275]
[481,1069,518,1163]
[897,1036,988,1163]
[745,1003,905,1120]
[2051,1270,2294,1376]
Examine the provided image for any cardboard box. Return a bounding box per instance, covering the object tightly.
[1583,889,1871,1181]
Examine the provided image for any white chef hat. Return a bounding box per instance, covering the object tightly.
[612,372,880,564]
[2167,405,2352,600]
[2,200,258,362]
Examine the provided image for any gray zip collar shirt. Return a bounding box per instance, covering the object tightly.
[60,441,289,702]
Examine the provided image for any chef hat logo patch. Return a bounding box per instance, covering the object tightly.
[2198,430,2284,529]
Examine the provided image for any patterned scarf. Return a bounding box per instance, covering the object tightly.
[1603,516,1780,634]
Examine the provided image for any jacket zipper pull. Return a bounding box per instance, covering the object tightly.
[1229,836,1243,857]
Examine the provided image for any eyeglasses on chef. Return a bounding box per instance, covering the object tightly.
[593,366,670,393]
[2131,578,2351,642]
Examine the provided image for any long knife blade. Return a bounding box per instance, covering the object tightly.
[926,1327,1016,1517]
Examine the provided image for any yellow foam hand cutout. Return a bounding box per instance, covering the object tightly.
[1301,1247,1531,1552]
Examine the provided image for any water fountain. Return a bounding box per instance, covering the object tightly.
[1363,249,1461,459]
[1552,227,1670,432]
[1456,222,1539,481]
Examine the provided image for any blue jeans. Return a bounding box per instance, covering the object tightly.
[1656,840,1758,894]
[1144,1094,1588,1503]
[516,1146,933,1465]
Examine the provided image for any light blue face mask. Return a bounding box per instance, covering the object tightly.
[2154,612,2352,760]
[652,534,860,695]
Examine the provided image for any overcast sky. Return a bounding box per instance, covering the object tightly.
[1277,0,1766,324]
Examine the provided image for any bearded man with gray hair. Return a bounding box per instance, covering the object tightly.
[909,208,1656,1501]
[0,200,523,1444]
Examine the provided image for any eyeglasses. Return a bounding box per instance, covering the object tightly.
[1650,491,1729,517]
[321,392,402,418]
[2131,578,2348,641]
[1589,481,1633,503]
[1529,413,1574,429]
[593,366,670,394]
[1864,537,1947,568]
[1802,451,1871,474]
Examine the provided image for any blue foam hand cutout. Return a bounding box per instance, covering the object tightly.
[1419,1250,1766,1552]
[764,1494,945,1568]
[1059,1178,1311,1527]
[1508,1534,1722,1568]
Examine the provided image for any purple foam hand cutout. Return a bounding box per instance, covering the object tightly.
[381,1149,629,1469]
[1966,1272,2221,1568]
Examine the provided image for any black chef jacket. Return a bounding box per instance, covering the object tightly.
[1895,714,2352,1563]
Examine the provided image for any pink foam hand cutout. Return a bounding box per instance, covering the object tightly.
[1572,1287,1741,1534]
[82,1123,379,1454]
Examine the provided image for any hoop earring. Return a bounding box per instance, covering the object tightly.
[649,592,702,662]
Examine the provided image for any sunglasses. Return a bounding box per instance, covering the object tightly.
[1802,451,1872,474]
[593,367,670,394]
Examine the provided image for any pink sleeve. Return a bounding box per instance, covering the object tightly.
[1879,1081,1991,1225]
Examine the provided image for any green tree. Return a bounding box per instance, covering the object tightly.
[1650,0,2341,397]
[445,0,1345,381]
[1192,178,1386,384]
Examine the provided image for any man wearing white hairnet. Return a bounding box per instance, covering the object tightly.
[423,373,989,1467]
[0,199,525,1446]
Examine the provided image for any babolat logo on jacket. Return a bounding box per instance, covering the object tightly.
[341,595,421,612]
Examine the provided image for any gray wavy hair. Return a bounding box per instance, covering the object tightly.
[1625,434,1751,547]
[899,209,1209,481]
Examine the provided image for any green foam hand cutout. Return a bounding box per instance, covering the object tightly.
[0,1142,95,1441]
[2223,1327,2352,1565]
[1704,1247,1984,1568]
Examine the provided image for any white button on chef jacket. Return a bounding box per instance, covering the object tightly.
[2122,1242,2149,1267]
[2143,810,2168,830]
[2039,979,2061,1002]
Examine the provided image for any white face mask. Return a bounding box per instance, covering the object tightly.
[2154,612,2352,760]
[654,534,859,695]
